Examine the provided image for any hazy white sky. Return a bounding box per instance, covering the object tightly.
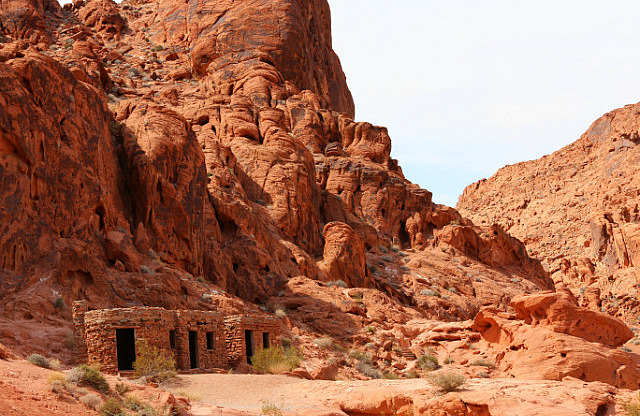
[327,0,640,206]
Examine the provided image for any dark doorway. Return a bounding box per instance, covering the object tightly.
[262,332,269,349]
[188,331,198,369]
[116,328,136,371]
[244,330,254,364]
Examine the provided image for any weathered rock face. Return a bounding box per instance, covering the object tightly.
[317,221,370,287]
[152,0,354,117]
[0,0,61,45]
[458,103,640,318]
[511,291,633,348]
[0,52,126,291]
[0,0,554,364]
[473,297,640,389]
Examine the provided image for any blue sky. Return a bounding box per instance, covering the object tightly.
[327,0,640,206]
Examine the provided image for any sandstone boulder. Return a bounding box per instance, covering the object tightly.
[318,222,370,287]
[473,308,640,388]
[511,291,633,347]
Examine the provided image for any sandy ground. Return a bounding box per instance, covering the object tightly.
[168,374,630,416]
[170,374,428,415]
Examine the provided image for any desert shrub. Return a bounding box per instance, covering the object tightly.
[405,369,420,379]
[175,389,202,401]
[53,297,65,309]
[48,372,67,384]
[80,393,103,410]
[470,358,495,369]
[326,280,347,288]
[73,364,111,393]
[100,397,124,416]
[51,379,66,395]
[349,349,367,360]
[115,382,130,395]
[383,371,400,379]
[27,354,51,369]
[417,354,439,371]
[66,366,85,384]
[364,325,376,334]
[355,359,382,379]
[444,357,454,365]
[136,403,176,416]
[49,372,67,396]
[313,337,333,349]
[124,394,144,411]
[381,255,393,263]
[623,393,640,416]
[625,403,640,416]
[133,340,177,382]
[274,308,287,318]
[478,371,490,378]
[428,371,466,392]
[252,346,302,374]
[49,358,62,371]
[262,401,283,416]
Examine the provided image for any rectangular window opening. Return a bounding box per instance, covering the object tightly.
[206,332,214,350]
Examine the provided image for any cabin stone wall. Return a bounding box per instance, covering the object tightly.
[74,302,279,374]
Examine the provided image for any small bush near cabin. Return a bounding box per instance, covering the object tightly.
[133,340,177,382]
[252,346,302,374]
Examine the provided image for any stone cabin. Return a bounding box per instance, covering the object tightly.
[72,301,281,374]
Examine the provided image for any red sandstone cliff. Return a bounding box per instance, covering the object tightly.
[0,0,551,345]
[458,104,640,320]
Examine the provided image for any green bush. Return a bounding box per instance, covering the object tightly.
[74,364,111,393]
[133,340,177,382]
[326,280,347,288]
[27,354,51,369]
[100,397,124,416]
[417,354,439,371]
[252,346,302,374]
[428,371,466,392]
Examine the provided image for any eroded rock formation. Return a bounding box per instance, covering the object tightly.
[458,104,640,319]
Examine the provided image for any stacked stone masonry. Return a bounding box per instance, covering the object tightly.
[73,301,281,374]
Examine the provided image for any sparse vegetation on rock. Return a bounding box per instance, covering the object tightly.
[27,354,51,369]
[428,371,466,392]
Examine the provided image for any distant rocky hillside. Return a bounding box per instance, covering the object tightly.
[458,103,640,319]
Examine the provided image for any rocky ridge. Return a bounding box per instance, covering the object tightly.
[458,103,640,324]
